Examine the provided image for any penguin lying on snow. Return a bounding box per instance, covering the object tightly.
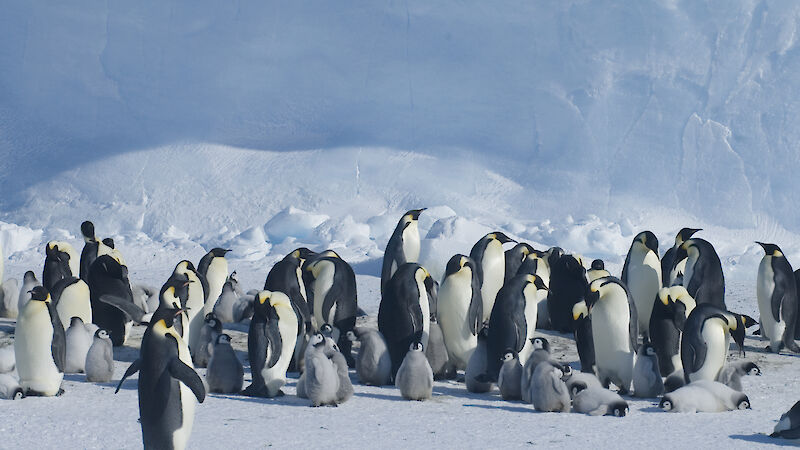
[563,371,603,399]
[659,380,750,413]
[716,361,760,392]
[572,386,629,416]
[772,400,800,440]
[0,373,23,400]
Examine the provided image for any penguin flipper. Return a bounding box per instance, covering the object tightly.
[115,359,141,393]
[47,302,66,372]
[265,316,283,369]
[168,358,206,403]
[468,282,483,336]
[98,294,147,323]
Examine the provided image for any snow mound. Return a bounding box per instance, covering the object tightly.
[264,207,330,242]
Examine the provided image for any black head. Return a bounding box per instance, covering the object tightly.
[531,275,548,291]
[547,247,564,266]
[491,232,516,245]
[406,208,426,220]
[445,254,469,277]
[516,257,539,277]
[677,227,702,244]
[742,361,761,376]
[292,247,316,261]
[29,286,49,302]
[409,341,424,352]
[210,248,232,257]
[530,336,550,352]
[756,242,783,256]
[320,323,334,337]
[81,221,95,239]
[23,271,37,283]
[642,343,657,357]
[728,316,747,356]
[659,396,673,411]
[610,401,629,417]
[94,329,110,340]
[501,349,518,362]
[311,332,326,347]
[636,231,659,254]
[102,238,115,249]
[590,259,605,270]
[560,364,573,377]
[151,303,183,328]
[478,323,490,340]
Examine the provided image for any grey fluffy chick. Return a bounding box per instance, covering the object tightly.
[498,350,522,400]
[465,325,492,393]
[717,361,761,392]
[347,328,391,386]
[573,386,629,416]
[633,342,664,398]
[207,334,244,394]
[192,313,222,368]
[85,329,114,382]
[395,342,433,401]
[304,333,340,406]
[331,350,353,404]
[521,337,552,403]
[530,360,570,413]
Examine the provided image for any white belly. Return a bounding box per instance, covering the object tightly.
[757,257,782,349]
[402,221,420,263]
[479,241,505,322]
[437,273,477,369]
[670,258,687,285]
[185,272,205,349]
[15,307,63,395]
[262,316,298,396]
[419,285,431,349]
[204,259,228,315]
[627,250,662,336]
[172,332,195,450]
[689,320,727,382]
[518,288,543,363]
[592,296,634,389]
[296,266,308,301]
[682,255,697,290]
[312,268,334,329]
[56,280,92,329]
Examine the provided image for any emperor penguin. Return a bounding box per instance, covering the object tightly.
[51,277,92,330]
[498,350,523,400]
[192,313,222,368]
[681,303,747,383]
[88,255,146,346]
[580,276,638,394]
[756,242,800,353]
[170,261,205,358]
[572,302,595,373]
[347,327,392,386]
[547,254,589,333]
[530,360,571,413]
[716,360,760,392]
[14,286,65,396]
[587,259,611,282]
[504,243,534,282]
[521,337,554,404]
[118,300,205,450]
[378,263,433,377]
[85,329,114,382]
[213,275,254,324]
[563,371,603,399]
[572,387,629,416]
[672,238,726,309]
[330,347,354,404]
[305,253,359,366]
[650,286,696,376]
[43,241,77,292]
[772,400,800,440]
[304,332,340,406]
[197,248,231,316]
[632,342,664,398]
[465,325,492,393]
[485,274,547,380]
[381,208,425,298]
[659,380,750,413]
[621,231,662,339]
[264,247,316,371]
[661,228,701,286]
[207,334,244,394]
[242,291,297,397]
[79,220,113,282]
[64,316,97,373]
[18,271,39,312]
[437,254,482,369]
[470,232,516,322]
[395,342,434,401]
[425,316,454,380]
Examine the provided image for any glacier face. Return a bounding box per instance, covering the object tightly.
[1,0,799,230]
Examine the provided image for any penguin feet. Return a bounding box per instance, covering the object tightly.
[56,388,65,396]
[241,384,270,398]
[274,389,285,397]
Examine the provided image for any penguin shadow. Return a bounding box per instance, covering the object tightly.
[212,392,310,407]
[432,383,499,401]
[462,403,532,414]
[0,318,15,336]
[353,390,408,403]
[730,433,797,447]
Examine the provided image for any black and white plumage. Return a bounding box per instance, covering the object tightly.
[192,313,222,368]
[85,329,114,383]
[661,228,701,287]
[17,271,38,313]
[347,328,392,386]
[681,304,746,383]
[572,387,629,416]
[88,255,146,347]
[650,286,696,376]
[395,342,433,401]
[504,243,534,282]
[197,248,231,316]
[659,380,750,413]
[470,232,516,322]
[14,286,65,396]
[437,254,482,370]
[0,373,23,400]
[621,231,662,339]
[632,342,664,398]
[51,276,92,330]
[772,400,800,440]
[572,302,595,373]
[672,238,726,309]
[586,259,611,283]
[381,209,425,298]
[547,254,589,333]
[242,291,297,398]
[43,241,77,292]
[756,242,800,353]
[207,334,244,394]
[716,360,760,392]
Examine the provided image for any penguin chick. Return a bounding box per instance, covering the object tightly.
[85,329,114,383]
[572,387,629,416]
[521,337,552,404]
[659,380,750,413]
[772,400,800,440]
[466,326,492,393]
[213,278,254,323]
[426,319,454,380]
[331,350,353,404]
[395,342,434,401]
[347,328,392,386]
[207,334,244,394]
[664,369,685,393]
[633,343,664,398]
[498,350,522,401]
[716,361,760,392]
[192,313,222,368]
[65,317,95,374]
[0,373,23,400]
[304,333,340,407]
[0,344,15,373]
[563,371,603,400]
[530,360,571,413]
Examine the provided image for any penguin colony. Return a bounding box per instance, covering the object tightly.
[2,215,800,448]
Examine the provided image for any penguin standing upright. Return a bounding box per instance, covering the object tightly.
[650,286,696,376]
[436,255,482,369]
[672,238,726,309]
[470,232,516,322]
[18,271,38,313]
[88,255,146,346]
[621,231,662,339]
[756,242,800,353]
[197,248,231,316]
[305,253,359,366]
[530,361,570,413]
[378,263,433,377]
[572,302,595,373]
[212,275,254,324]
[51,277,92,330]
[580,277,638,394]
[632,342,664,397]
[395,342,434,401]
[521,337,553,404]
[79,221,114,282]
[661,228,701,286]
[303,332,340,407]
[547,254,589,332]
[15,286,65,396]
[498,350,523,400]
[169,261,205,358]
[207,334,244,394]
[681,304,747,383]
[43,241,76,292]
[85,329,114,383]
[485,274,547,380]
[348,328,392,386]
[381,209,425,298]
[116,296,205,450]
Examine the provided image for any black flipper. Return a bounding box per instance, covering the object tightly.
[168,357,206,403]
[98,294,147,323]
[115,359,141,393]
[265,310,283,369]
[47,301,66,373]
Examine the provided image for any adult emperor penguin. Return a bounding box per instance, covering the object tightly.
[436,254,482,369]
[578,276,638,394]
[242,291,298,397]
[470,232,516,322]
[51,277,92,330]
[547,254,589,333]
[680,303,747,383]
[586,259,611,283]
[305,253,359,366]
[14,286,65,396]
[88,255,146,346]
[378,263,433,377]
[650,285,696,376]
[661,228,701,286]
[117,299,205,450]
[504,243,534,282]
[43,241,77,292]
[168,261,205,359]
[381,208,425,297]
[621,231,662,339]
[197,248,231,315]
[772,400,800,440]
[756,242,800,353]
[572,302,595,373]
[18,271,38,312]
[485,274,547,380]
[79,220,113,282]
[672,238,726,309]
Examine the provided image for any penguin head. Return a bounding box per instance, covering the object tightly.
[291,247,316,263]
[69,316,85,328]
[676,227,701,246]
[151,303,184,329]
[560,364,573,378]
[445,254,471,277]
[204,313,221,330]
[737,395,752,410]
[95,329,110,340]
[160,273,191,308]
[610,402,629,417]
[477,324,490,340]
[102,238,115,249]
[489,232,516,245]
[175,260,198,275]
[501,349,517,362]
[23,271,37,283]
[634,231,659,254]
[570,382,586,397]
[405,208,426,222]
[81,221,96,240]
[209,248,232,258]
[216,333,232,345]
[346,330,358,342]
[409,342,424,352]
[743,362,761,376]
[310,332,325,347]
[726,313,748,356]
[572,300,589,321]
[755,242,783,257]
[512,243,533,259]
[528,274,548,291]
[546,247,564,266]
[659,397,674,411]
[29,286,50,302]
[320,323,334,337]
[11,388,23,400]
[530,337,550,352]
[643,343,657,357]
[590,259,605,271]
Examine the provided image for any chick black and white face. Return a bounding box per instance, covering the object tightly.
[531,338,548,352]
[502,352,514,362]
[320,323,333,335]
[748,367,761,376]
[409,342,424,352]
[217,334,231,345]
[613,405,629,417]
[738,399,751,410]
[96,329,110,340]
[346,330,357,342]
[659,399,673,411]
[310,333,325,346]
[645,346,656,357]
